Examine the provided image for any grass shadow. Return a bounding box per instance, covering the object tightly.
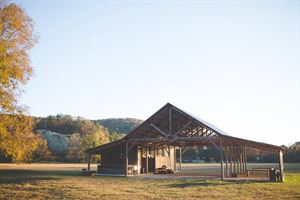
[0,169,82,184]
[167,179,271,188]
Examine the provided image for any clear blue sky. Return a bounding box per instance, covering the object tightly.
[15,0,299,146]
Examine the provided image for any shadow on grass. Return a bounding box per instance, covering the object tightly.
[0,169,82,184]
[168,179,270,188]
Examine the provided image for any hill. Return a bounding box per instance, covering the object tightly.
[94,118,143,134]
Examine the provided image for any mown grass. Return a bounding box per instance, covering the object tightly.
[0,163,300,200]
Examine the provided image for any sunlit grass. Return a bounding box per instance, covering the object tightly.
[0,163,300,199]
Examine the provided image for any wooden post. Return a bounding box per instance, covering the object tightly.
[243,146,245,174]
[168,146,172,170]
[229,146,232,177]
[220,139,224,181]
[87,154,91,171]
[146,148,149,174]
[237,147,240,175]
[125,141,128,177]
[137,147,141,175]
[140,147,143,174]
[174,146,177,172]
[179,147,182,171]
[279,150,284,182]
[244,147,247,172]
[239,146,242,174]
[240,147,243,174]
[233,146,237,175]
[225,147,229,178]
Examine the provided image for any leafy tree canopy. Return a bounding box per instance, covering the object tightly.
[0,1,37,113]
[94,118,143,135]
[35,114,109,136]
[0,2,38,162]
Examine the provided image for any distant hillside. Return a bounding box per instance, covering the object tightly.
[94,118,143,134]
[34,115,143,136]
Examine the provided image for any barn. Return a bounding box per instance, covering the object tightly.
[86,103,284,181]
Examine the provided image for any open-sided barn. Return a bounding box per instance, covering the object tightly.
[86,103,284,181]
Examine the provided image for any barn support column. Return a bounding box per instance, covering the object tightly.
[125,141,128,177]
[225,147,229,178]
[140,148,143,174]
[146,148,149,174]
[87,154,91,171]
[137,146,141,175]
[279,150,284,182]
[179,147,182,171]
[233,146,236,175]
[174,146,177,172]
[237,147,240,175]
[240,146,244,174]
[238,146,242,175]
[229,147,233,177]
[235,146,238,175]
[168,146,172,170]
[244,147,247,172]
[220,139,224,181]
[241,146,245,174]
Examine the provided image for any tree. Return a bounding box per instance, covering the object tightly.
[66,133,81,162]
[109,131,125,142]
[0,2,37,113]
[0,2,38,162]
[80,131,109,162]
[0,114,38,162]
[32,134,54,161]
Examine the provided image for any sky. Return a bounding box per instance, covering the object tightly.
[14,0,299,146]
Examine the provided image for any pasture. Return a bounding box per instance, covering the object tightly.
[0,163,300,199]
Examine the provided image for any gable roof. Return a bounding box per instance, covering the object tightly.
[124,103,225,140]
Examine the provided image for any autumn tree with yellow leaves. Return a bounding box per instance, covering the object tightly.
[0,1,39,162]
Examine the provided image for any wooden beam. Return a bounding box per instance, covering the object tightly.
[181,147,189,155]
[129,136,220,142]
[174,121,192,135]
[150,123,168,137]
[127,141,137,153]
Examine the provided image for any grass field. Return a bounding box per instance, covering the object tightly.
[0,163,300,200]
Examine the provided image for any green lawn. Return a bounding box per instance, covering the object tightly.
[0,163,300,200]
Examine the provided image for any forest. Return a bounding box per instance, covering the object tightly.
[0,115,142,163]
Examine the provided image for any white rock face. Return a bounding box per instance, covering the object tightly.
[37,129,70,154]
